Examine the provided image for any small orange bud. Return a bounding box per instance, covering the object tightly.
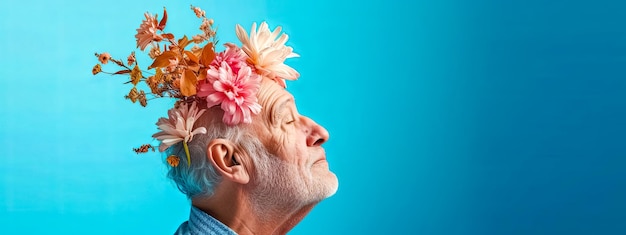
[167,155,180,167]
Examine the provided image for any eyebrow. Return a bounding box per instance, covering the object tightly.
[271,98,293,124]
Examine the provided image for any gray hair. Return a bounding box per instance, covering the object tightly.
[163,106,263,199]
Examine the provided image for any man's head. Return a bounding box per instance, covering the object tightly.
[93,7,334,232]
[166,77,338,214]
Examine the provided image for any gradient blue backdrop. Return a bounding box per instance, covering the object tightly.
[1,0,625,234]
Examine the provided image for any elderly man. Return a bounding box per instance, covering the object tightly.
[92,6,337,234]
[168,78,339,234]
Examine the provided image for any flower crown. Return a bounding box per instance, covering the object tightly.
[92,6,299,167]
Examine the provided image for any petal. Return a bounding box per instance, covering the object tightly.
[156,124,178,136]
[222,112,234,125]
[175,115,186,131]
[158,143,171,152]
[272,64,299,80]
[234,96,244,105]
[235,24,249,45]
[192,127,207,135]
[248,102,262,114]
[206,68,220,81]
[274,33,288,46]
[287,52,299,58]
[206,93,224,106]
[162,137,184,145]
[241,107,252,124]
[232,109,243,124]
[186,117,196,134]
[213,80,227,92]
[270,26,283,41]
[195,108,207,119]
[154,134,183,141]
[221,100,237,113]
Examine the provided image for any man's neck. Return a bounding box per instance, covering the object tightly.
[275,204,315,235]
[192,187,317,235]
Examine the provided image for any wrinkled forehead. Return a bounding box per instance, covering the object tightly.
[253,78,294,129]
[258,79,293,113]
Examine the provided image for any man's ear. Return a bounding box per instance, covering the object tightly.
[206,139,250,184]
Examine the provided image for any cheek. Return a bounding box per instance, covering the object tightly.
[276,128,310,164]
[268,129,294,158]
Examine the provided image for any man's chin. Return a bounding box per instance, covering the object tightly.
[320,173,339,199]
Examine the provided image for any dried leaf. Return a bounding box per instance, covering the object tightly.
[197,68,208,81]
[184,50,199,64]
[130,65,142,85]
[199,43,216,67]
[139,90,148,107]
[148,51,178,69]
[186,64,200,73]
[158,7,168,31]
[162,33,174,40]
[111,58,125,67]
[180,69,197,97]
[178,35,191,49]
[113,69,132,75]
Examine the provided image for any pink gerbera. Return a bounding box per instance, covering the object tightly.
[197,61,262,125]
[135,12,163,51]
[211,43,247,74]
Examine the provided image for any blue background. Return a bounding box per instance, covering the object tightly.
[1,0,625,234]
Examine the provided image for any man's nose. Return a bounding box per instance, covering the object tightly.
[301,116,329,146]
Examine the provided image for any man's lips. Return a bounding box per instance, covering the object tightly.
[314,156,327,164]
[313,151,327,164]
[311,148,327,165]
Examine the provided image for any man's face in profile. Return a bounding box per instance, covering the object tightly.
[249,78,338,207]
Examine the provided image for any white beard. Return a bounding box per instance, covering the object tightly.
[249,150,338,217]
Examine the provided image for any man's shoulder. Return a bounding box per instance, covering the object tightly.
[173,221,190,235]
[175,206,238,235]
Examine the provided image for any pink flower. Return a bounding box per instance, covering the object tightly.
[98,52,111,64]
[235,22,300,87]
[148,44,162,59]
[211,43,246,74]
[135,12,163,51]
[197,61,262,125]
[152,101,207,152]
[127,52,136,66]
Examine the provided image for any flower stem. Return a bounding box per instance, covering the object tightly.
[183,141,191,167]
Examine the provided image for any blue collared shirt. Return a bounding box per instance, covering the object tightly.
[174,206,238,235]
